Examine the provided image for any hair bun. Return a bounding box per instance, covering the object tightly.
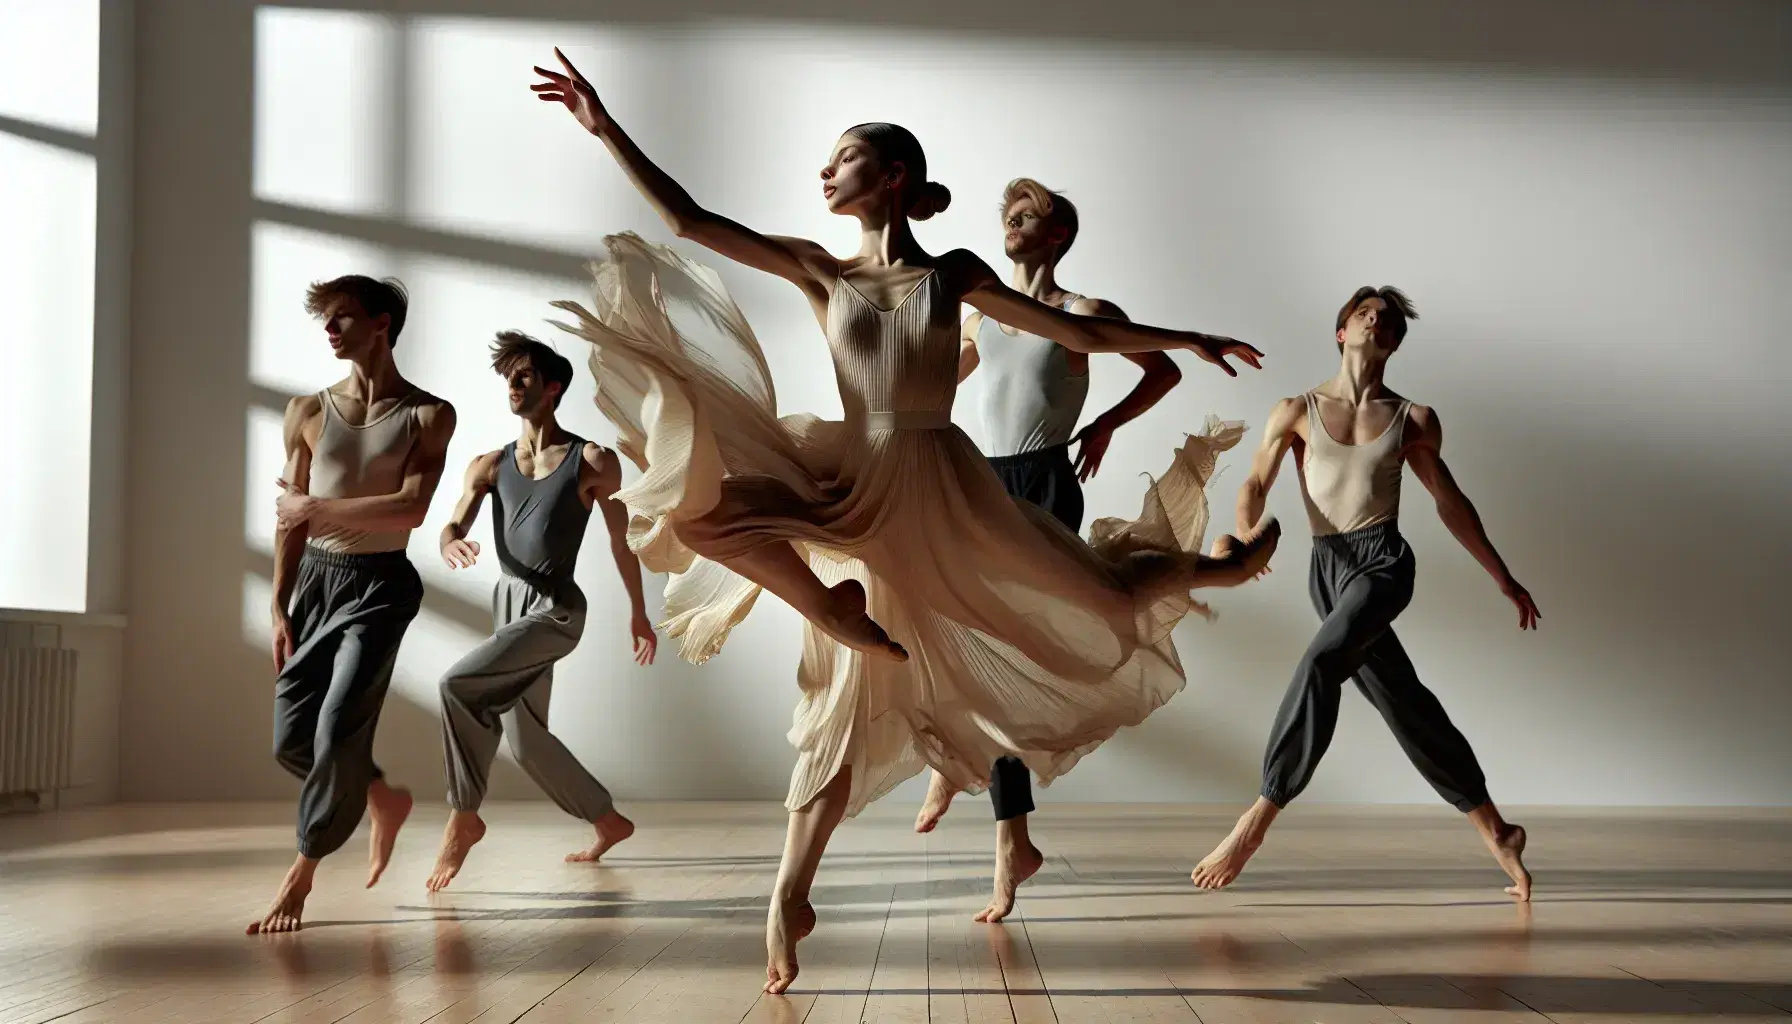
[908,181,952,221]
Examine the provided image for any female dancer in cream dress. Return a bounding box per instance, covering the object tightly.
[532,50,1280,992]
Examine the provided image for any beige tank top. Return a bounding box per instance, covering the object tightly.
[306,388,420,554]
[1297,390,1410,536]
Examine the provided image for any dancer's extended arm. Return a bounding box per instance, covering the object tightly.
[954,252,1263,373]
[1405,407,1540,630]
[532,49,837,302]
[1067,298,1183,481]
[584,444,658,665]
[270,395,319,672]
[439,451,500,569]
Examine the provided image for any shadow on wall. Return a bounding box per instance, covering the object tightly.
[122,0,1792,805]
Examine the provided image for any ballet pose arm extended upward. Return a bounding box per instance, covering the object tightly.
[581,442,659,665]
[532,49,839,310]
[1404,408,1539,629]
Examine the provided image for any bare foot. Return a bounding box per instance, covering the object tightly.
[975,835,1044,923]
[366,780,413,888]
[1191,799,1279,890]
[566,810,636,863]
[247,855,317,935]
[820,580,908,662]
[425,810,486,892]
[764,895,816,994]
[1490,823,1532,901]
[914,771,957,833]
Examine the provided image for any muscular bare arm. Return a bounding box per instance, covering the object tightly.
[532,49,838,311]
[952,251,1263,372]
[583,444,658,665]
[270,395,320,671]
[1236,396,1305,537]
[285,400,458,534]
[439,451,501,569]
[1065,298,1184,481]
[1405,406,1540,629]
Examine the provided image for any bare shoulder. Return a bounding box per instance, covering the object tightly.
[962,309,986,336]
[468,448,503,485]
[581,440,617,470]
[1269,394,1308,429]
[938,247,998,294]
[282,392,323,440]
[1404,402,1441,447]
[1068,296,1127,319]
[765,235,841,277]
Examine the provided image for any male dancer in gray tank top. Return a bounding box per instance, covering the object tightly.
[913,178,1194,922]
[1191,287,1540,899]
[424,332,658,891]
[253,275,458,933]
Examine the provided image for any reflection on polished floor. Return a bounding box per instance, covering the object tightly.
[0,801,1788,1022]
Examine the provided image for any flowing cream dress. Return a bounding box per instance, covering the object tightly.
[554,233,1244,816]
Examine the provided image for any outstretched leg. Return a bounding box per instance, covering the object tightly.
[683,532,908,663]
[1194,538,1405,890]
[765,767,852,995]
[1351,632,1529,901]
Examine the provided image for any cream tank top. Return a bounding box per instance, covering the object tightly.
[1296,390,1410,536]
[305,389,420,554]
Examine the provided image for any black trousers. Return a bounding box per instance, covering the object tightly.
[985,443,1084,820]
[273,547,423,858]
[1260,522,1490,812]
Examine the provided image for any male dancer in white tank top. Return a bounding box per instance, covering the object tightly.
[1191,287,1540,899]
[913,178,1189,923]
[251,275,457,933]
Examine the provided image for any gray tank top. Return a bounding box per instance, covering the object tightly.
[976,295,1089,457]
[307,388,420,554]
[492,437,592,585]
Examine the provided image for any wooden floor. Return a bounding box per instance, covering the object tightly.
[1,802,1788,1023]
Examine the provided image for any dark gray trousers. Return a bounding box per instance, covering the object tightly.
[985,445,1084,821]
[438,576,614,820]
[1260,522,1490,813]
[273,547,422,858]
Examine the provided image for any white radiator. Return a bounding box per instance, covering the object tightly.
[0,646,78,800]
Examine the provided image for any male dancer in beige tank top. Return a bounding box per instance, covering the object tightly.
[250,275,457,933]
[1191,287,1540,900]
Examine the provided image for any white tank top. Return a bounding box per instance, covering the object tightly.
[306,388,420,554]
[1296,390,1410,536]
[976,296,1089,457]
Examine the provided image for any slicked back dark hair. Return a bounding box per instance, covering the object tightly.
[1335,285,1419,346]
[490,331,574,408]
[305,275,410,348]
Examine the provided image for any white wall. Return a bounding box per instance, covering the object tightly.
[123,0,1792,807]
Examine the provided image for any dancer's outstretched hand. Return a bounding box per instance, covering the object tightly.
[630,613,658,666]
[1188,336,1264,377]
[1501,576,1540,630]
[531,47,610,135]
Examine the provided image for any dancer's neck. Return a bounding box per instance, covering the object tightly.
[1008,252,1070,307]
[1328,347,1391,405]
[853,209,927,267]
[516,413,567,454]
[342,351,407,404]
